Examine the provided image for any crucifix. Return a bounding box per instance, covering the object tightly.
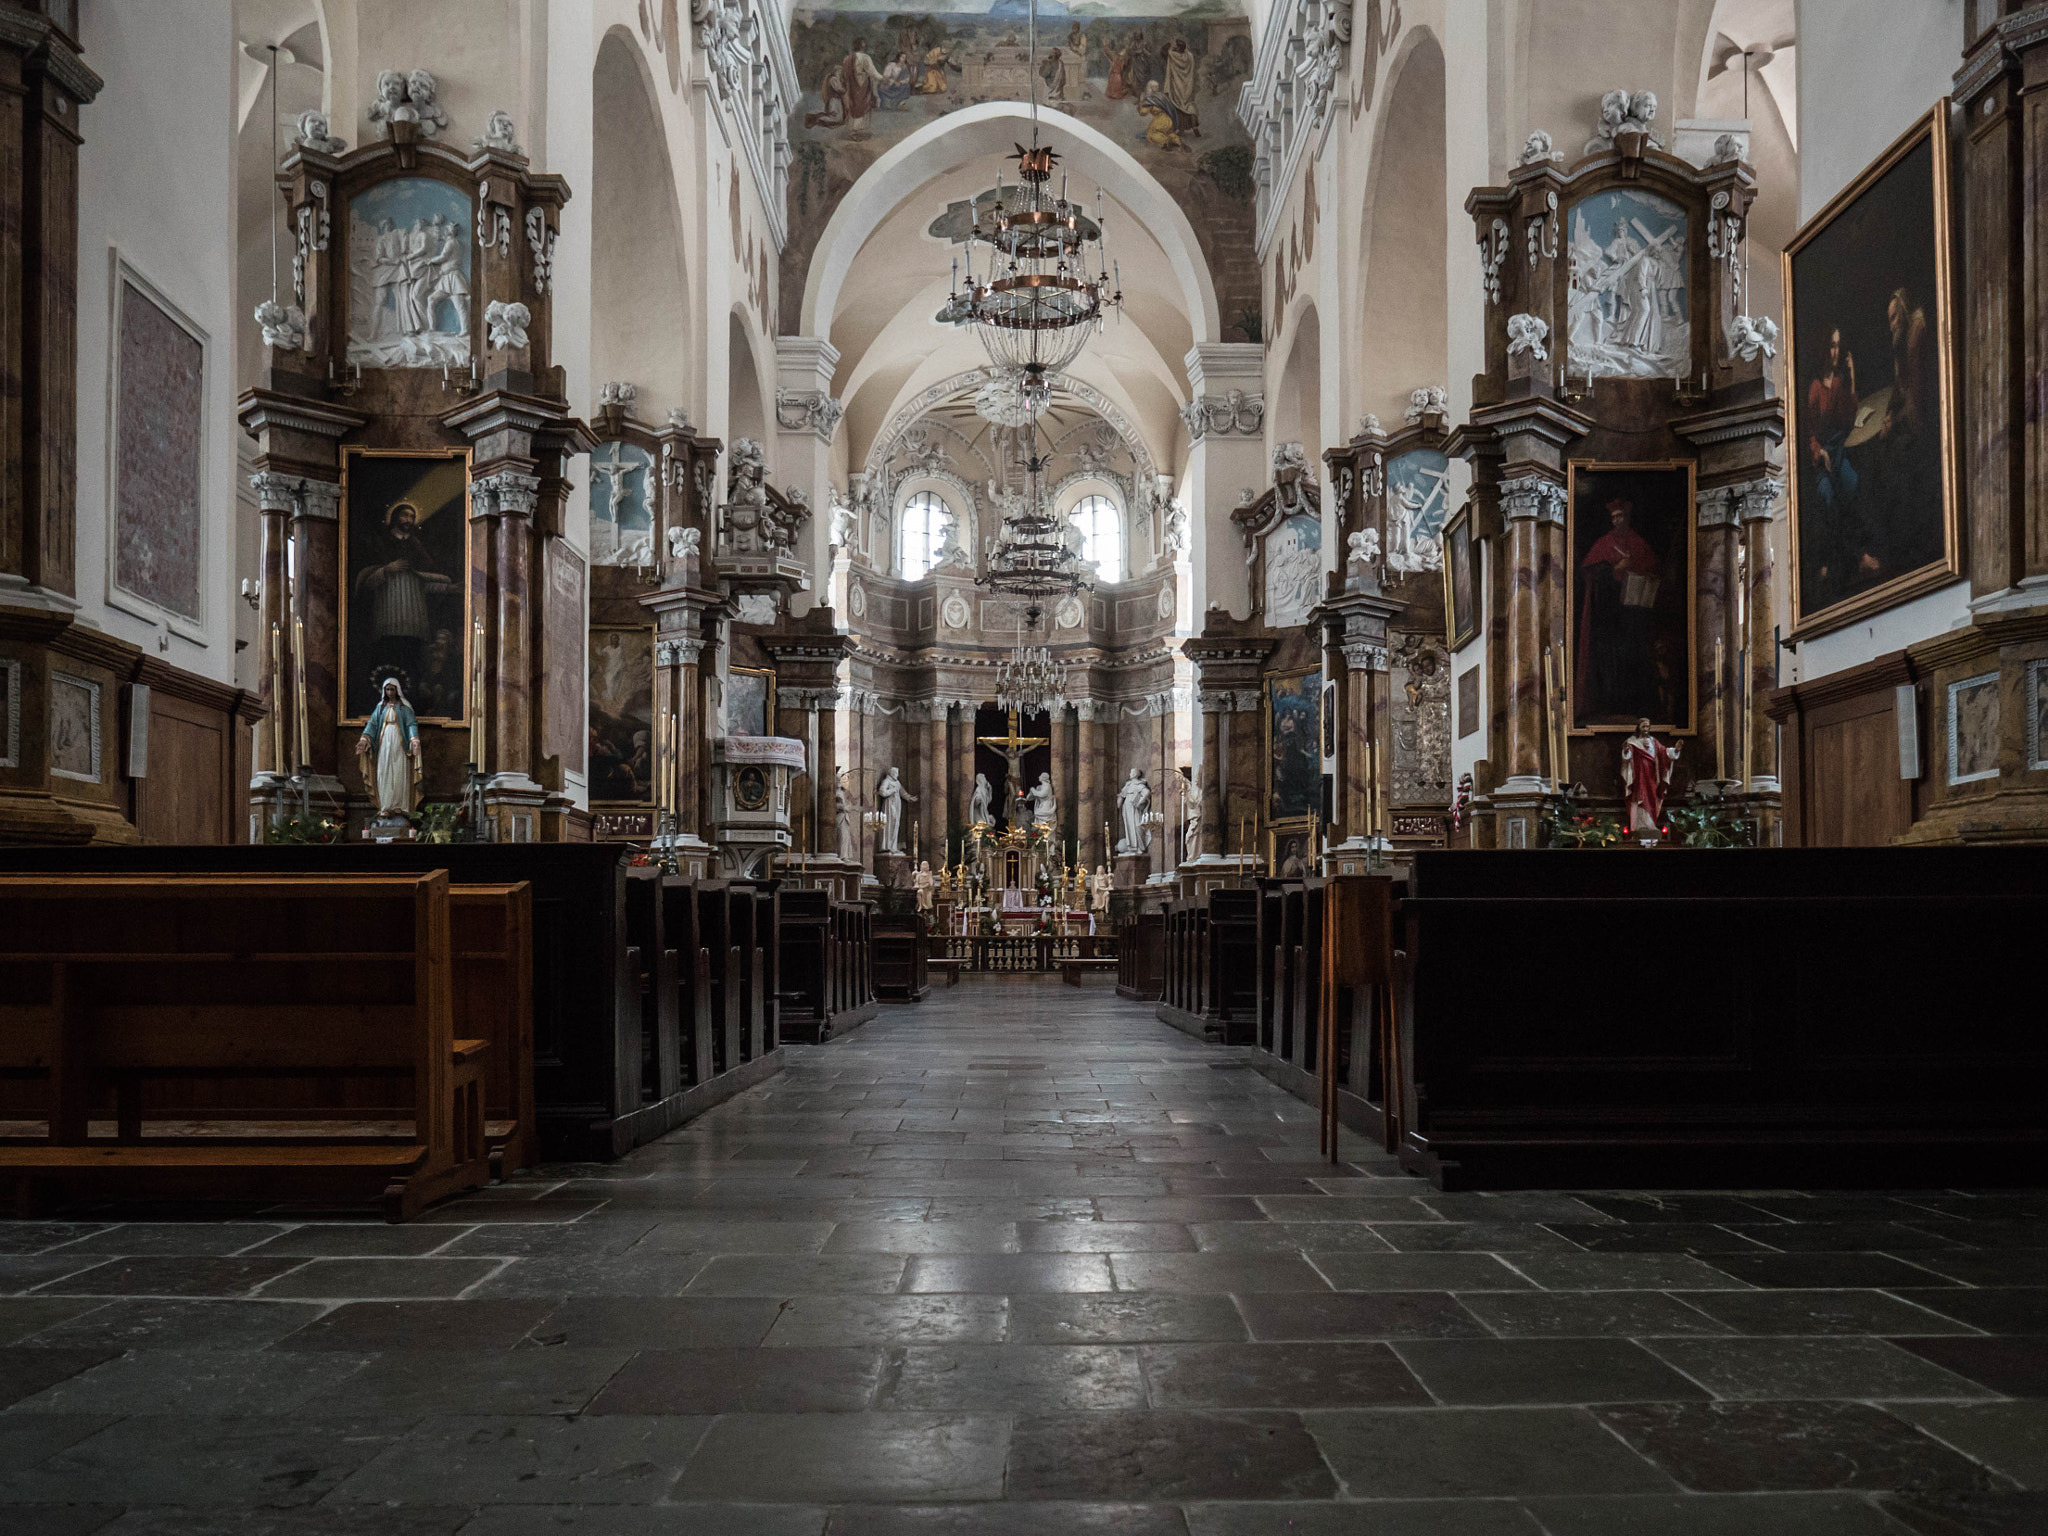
[975,708,1049,828]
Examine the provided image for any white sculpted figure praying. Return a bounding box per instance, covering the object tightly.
[878,766,916,853]
[1116,767,1151,854]
[968,772,994,828]
[1027,772,1058,826]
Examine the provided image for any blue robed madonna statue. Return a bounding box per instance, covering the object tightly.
[356,677,420,815]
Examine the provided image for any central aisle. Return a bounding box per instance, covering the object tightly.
[0,976,2035,1531]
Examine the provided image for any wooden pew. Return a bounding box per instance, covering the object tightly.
[1116,911,1165,1001]
[0,873,488,1220]
[448,882,536,1178]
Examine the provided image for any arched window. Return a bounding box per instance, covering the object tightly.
[1069,493,1123,583]
[898,490,949,580]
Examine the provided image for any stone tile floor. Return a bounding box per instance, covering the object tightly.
[0,974,2044,1533]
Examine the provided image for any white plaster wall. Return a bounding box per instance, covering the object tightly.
[74,0,240,687]
[1444,0,1489,789]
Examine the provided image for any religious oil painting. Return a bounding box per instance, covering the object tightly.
[1266,668,1321,822]
[49,673,100,783]
[1785,104,1958,637]
[1387,448,1451,573]
[347,176,473,369]
[341,450,470,722]
[729,666,776,738]
[1566,461,1695,733]
[110,270,205,629]
[1443,502,1479,651]
[589,626,656,804]
[1457,663,1481,740]
[588,440,656,567]
[543,541,586,779]
[1948,671,2000,787]
[787,0,1260,339]
[1566,187,1691,381]
[2030,660,2048,772]
[1263,508,1323,628]
[1269,820,1312,879]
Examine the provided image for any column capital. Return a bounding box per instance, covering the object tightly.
[1499,473,1566,526]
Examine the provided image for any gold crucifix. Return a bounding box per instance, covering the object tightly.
[975,708,1050,822]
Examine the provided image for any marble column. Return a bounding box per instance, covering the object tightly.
[472,471,541,797]
[1198,691,1226,856]
[248,474,297,781]
[1696,484,1743,786]
[1739,479,1782,791]
[1049,705,1072,847]
[1076,704,1103,869]
[926,708,950,865]
[290,480,342,786]
[1498,474,1565,794]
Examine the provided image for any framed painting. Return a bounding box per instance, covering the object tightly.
[341,448,471,722]
[1442,503,1480,651]
[1265,668,1321,822]
[1784,101,1959,637]
[1457,664,1481,741]
[1566,461,1696,734]
[106,257,206,637]
[1947,671,1999,786]
[49,673,101,784]
[589,626,656,805]
[1268,818,1314,880]
[728,666,777,738]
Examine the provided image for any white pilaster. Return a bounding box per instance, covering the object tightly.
[1183,342,1267,621]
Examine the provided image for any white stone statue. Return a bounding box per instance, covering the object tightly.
[968,772,994,828]
[914,860,935,912]
[1116,767,1151,854]
[834,769,856,862]
[1027,772,1058,826]
[1091,865,1112,913]
[878,766,916,853]
[355,679,419,817]
[474,109,521,155]
[294,109,346,155]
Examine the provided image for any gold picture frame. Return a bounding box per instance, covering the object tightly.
[1442,502,1480,651]
[1268,817,1315,880]
[1565,459,1698,736]
[339,446,473,724]
[1783,100,1960,639]
[727,665,778,738]
[587,624,656,807]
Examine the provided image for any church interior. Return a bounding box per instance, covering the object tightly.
[1,0,2046,1528]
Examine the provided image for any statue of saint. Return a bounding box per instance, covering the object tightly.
[1027,771,1058,826]
[1116,767,1151,854]
[914,859,935,911]
[1621,718,1681,834]
[356,678,420,816]
[878,765,916,853]
[1091,864,1112,913]
[968,772,994,828]
[834,769,856,862]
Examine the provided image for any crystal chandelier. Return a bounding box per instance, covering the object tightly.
[977,414,1091,608]
[946,0,1121,396]
[995,619,1067,717]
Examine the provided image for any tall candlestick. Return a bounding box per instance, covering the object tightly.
[291,617,310,774]
[468,618,487,770]
[269,622,287,776]
[1714,636,1727,783]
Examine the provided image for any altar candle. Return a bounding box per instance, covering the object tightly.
[1715,637,1727,782]
[291,617,310,774]
[269,622,287,776]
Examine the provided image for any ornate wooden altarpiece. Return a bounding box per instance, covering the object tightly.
[1445,100,1784,849]
[1324,392,1458,857]
[239,91,593,843]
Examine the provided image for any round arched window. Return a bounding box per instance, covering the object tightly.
[1068,493,1123,583]
[898,490,950,580]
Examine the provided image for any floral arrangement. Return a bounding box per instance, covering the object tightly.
[265,813,342,846]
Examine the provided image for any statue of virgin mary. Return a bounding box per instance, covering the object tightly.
[356,677,420,816]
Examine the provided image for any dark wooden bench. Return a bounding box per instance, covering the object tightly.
[928,957,964,988]
[449,882,536,1178]
[1060,957,1120,985]
[0,873,490,1220]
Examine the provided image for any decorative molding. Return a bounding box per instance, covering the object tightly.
[1695,485,1737,529]
[1342,642,1389,673]
[691,0,799,251]
[1500,474,1566,527]
[1736,477,1782,524]
[775,388,845,443]
[655,637,703,667]
[1477,219,1508,306]
[525,208,556,296]
[1180,389,1266,442]
[470,470,542,519]
[1238,0,1353,258]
